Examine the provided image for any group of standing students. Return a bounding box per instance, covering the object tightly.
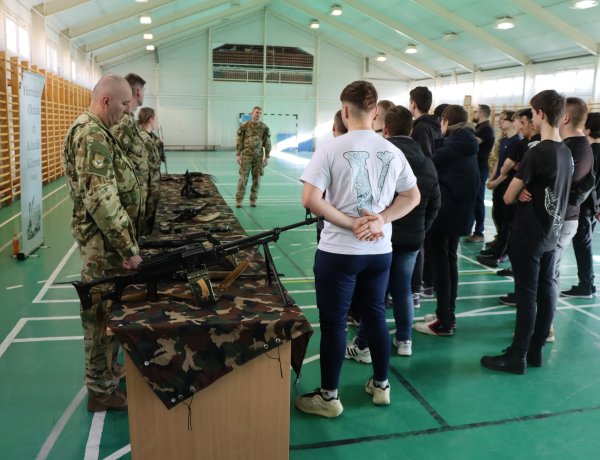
[295,81,583,418]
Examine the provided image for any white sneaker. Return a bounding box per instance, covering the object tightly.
[295,389,343,418]
[345,336,372,364]
[365,378,390,405]
[392,337,412,356]
[546,324,555,343]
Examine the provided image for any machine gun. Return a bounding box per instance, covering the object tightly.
[138,226,231,249]
[180,170,212,198]
[72,215,321,309]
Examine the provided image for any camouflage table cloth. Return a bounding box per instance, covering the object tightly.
[108,173,313,409]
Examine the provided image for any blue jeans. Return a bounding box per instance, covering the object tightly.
[314,250,392,390]
[357,249,418,344]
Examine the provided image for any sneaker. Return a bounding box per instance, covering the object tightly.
[527,346,543,368]
[560,285,595,299]
[393,337,412,356]
[465,234,484,243]
[546,325,555,343]
[413,318,453,336]
[412,292,421,309]
[250,200,257,207]
[385,293,393,307]
[497,268,513,277]
[295,389,343,418]
[235,201,242,208]
[499,293,516,306]
[346,314,360,327]
[480,347,526,375]
[479,248,495,256]
[477,254,500,268]
[87,388,128,412]
[365,378,390,405]
[484,238,497,248]
[422,314,457,330]
[345,337,372,364]
[420,284,434,298]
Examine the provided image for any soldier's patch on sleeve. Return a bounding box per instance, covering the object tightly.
[87,137,112,178]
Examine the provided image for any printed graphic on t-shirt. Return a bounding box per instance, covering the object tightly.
[544,186,563,237]
[343,150,394,214]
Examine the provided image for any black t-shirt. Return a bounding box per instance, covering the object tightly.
[476,121,495,171]
[563,136,594,221]
[507,137,530,181]
[511,140,573,251]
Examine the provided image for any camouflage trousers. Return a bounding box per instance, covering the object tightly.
[79,233,124,395]
[144,170,161,235]
[236,153,263,203]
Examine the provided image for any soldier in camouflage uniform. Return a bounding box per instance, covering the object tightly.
[138,107,162,234]
[235,106,271,208]
[112,73,154,235]
[62,74,143,412]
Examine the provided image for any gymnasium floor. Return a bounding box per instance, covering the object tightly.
[1,150,600,460]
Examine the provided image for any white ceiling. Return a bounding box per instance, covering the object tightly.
[31,0,600,79]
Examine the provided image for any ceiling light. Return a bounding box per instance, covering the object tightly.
[143,33,153,40]
[140,15,152,25]
[135,0,149,3]
[495,16,515,30]
[330,4,343,16]
[309,19,320,29]
[375,52,387,62]
[405,44,418,54]
[146,45,155,51]
[571,0,598,8]
[443,32,458,42]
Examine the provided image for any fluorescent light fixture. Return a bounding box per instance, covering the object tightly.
[495,16,515,30]
[143,33,153,40]
[571,0,598,8]
[146,45,155,51]
[330,4,343,16]
[309,19,320,29]
[140,15,152,25]
[136,0,149,3]
[376,52,387,62]
[444,32,458,42]
[405,44,418,54]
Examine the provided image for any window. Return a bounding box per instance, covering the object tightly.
[71,60,77,82]
[46,45,58,73]
[534,68,594,97]
[5,17,17,54]
[18,26,30,60]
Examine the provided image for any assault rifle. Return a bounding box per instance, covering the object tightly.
[138,226,231,249]
[72,215,321,309]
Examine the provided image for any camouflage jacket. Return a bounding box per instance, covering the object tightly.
[149,130,166,163]
[62,111,142,260]
[236,121,271,158]
[112,113,154,195]
[139,128,162,174]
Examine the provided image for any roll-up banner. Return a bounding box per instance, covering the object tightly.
[18,71,46,260]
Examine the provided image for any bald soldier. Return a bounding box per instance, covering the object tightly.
[112,73,155,235]
[62,74,143,412]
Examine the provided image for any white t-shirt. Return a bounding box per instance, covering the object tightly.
[301,130,416,255]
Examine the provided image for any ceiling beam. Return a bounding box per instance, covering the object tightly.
[63,0,177,38]
[33,0,92,16]
[511,0,597,56]
[83,0,231,53]
[343,0,475,73]
[411,0,531,66]
[95,0,271,63]
[284,0,435,78]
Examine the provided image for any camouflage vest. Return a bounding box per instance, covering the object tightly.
[236,121,271,157]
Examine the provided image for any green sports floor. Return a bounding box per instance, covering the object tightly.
[1,150,600,460]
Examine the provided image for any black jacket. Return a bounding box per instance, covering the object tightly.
[411,114,442,158]
[388,136,441,251]
[429,123,480,237]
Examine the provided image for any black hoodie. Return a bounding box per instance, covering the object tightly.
[411,114,442,158]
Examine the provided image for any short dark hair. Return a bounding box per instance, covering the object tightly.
[409,86,433,113]
[137,107,155,125]
[529,90,565,128]
[340,80,378,114]
[441,105,468,126]
[501,110,515,121]
[124,73,146,89]
[252,106,262,112]
[433,103,449,119]
[384,105,413,137]
[333,109,347,134]
[585,112,600,139]
[377,100,395,111]
[517,108,533,121]
[566,97,588,129]
[478,104,491,118]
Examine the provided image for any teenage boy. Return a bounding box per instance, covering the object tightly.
[409,86,441,158]
[481,90,573,374]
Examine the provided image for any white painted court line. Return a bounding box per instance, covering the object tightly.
[35,385,87,460]
[0,318,28,359]
[34,299,80,303]
[13,336,83,343]
[6,285,23,290]
[84,411,106,460]
[0,184,66,230]
[33,242,78,304]
[103,444,131,460]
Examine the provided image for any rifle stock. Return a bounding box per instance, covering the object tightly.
[73,215,321,309]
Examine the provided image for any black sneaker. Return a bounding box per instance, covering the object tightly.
[527,346,543,368]
[479,248,495,256]
[499,293,516,306]
[560,285,595,299]
[477,254,499,268]
[497,268,513,277]
[481,347,526,375]
[420,284,434,298]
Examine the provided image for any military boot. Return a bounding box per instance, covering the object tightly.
[87,388,128,412]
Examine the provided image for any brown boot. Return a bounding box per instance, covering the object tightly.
[235,201,242,208]
[250,200,257,207]
[87,388,128,412]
